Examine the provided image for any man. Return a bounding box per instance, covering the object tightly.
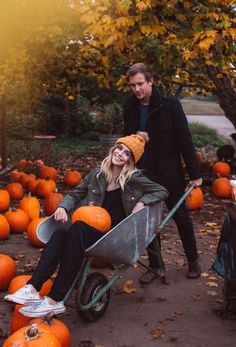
[123,63,202,283]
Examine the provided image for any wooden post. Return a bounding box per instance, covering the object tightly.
[1,94,6,168]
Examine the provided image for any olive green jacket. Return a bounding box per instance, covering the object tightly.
[59,167,168,217]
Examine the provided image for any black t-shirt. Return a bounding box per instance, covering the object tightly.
[102,188,126,229]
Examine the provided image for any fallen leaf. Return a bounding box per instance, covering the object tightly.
[201,272,209,277]
[192,293,202,300]
[123,280,136,294]
[206,282,218,288]
[207,290,218,296]
[150,328,166,339]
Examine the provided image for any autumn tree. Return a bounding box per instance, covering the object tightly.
[75,0,236,128]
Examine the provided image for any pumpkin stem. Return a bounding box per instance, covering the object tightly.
[25,324,41,340]
[43,312,55,325]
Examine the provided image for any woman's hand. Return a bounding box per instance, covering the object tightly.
[132,201,145,214]
[54,207,68,223]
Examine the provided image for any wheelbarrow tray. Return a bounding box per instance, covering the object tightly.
[36,202,163,266]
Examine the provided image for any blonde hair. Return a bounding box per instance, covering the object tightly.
[98,145,138,190]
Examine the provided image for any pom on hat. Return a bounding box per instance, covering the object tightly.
[116,131,149,163]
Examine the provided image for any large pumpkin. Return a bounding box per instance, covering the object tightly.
[39,165,57,182]
[27,217,47,247]
[63,170,82,187]
[0,254,16,290]
[2,323,61,347]
[0,215,10,240]
[186,187,204,210]
[5,182,24,200]
[5,208,30,233]
[72,206,111,233]
[19,195,40,220]
[44,192,64,216]
[29,313,71,347]
[10,304,31,334]
[212,177,231,198]
[8,274,53,297]
[0,189,10,211]
[212,161,231,177]
[37,178,56,198]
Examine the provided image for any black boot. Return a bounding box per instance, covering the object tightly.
[187,259,201,279]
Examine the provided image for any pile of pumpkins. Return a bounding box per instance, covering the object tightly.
[184,159,234,211]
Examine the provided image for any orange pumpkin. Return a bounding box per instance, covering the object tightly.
[9,170,25,183]
[0,215,10,240]
[212,161,231,177]
[19,195,40,220]
[34,159,45,167]
[5,182,24,200]
[10,304,31,334]
[0,189,10,211]
[5,208,30,233]
[37,178,56,198]
[26,177,41,194]
[63,170,82,187]
[0,254,16,290]
[8,274,53,297]
[29,313,71,347]
[186,187,204,210]
[2,323,61,347]
[17,159,34,171]
[20,173,36,188]
[44,192,64,216]
[212,177,232,198]
[72,206,111,233]
[27,217,46,247]
[39,165,57,182]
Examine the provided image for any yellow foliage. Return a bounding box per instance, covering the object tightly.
[198,36,215,50]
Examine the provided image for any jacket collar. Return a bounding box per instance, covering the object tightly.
[128,85,163,110]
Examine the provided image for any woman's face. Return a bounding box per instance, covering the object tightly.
[112,143,132,167]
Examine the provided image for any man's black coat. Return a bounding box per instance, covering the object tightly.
[123,86,201,194]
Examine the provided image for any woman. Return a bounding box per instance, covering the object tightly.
[4,132,168,317]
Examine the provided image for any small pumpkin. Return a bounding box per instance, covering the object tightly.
[20,173,36,188]
[8,274,53,297]
[39,165,57,182]
[212,177,232,198]
[72,205,111,233]
[186,187,204,210]
[2,323,61,347]
[27,217,46,247]
[5,182,24,200]
[26,177,41,194]
[9,170,25,183]
[29,313,71,347]
[63,170,82,187]
[10,304,31,334]
[0,254,16,290]
[19,194,40,220]
[37,178,56,198]
[34,159,45,167]
[0,189,10,211]
[212,161,231,177]
[5,208,30,233]
[0,215,10,240]
[17,159,34,171]
[44,192,64,216]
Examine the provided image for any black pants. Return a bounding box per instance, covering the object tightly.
[28,221,102,301]
[148,192,198,267]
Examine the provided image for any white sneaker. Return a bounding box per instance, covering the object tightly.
[19,296,66,317]
[4,284,41,305]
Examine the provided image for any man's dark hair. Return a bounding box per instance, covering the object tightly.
[126,63,154,82]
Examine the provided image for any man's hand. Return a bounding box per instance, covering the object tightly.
[132,201,145,213]
[54,207,68,223]
[190,178,203,187]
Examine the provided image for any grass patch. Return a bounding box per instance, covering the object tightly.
[189,122,228,148]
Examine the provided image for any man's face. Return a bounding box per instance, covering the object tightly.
[128,72,153,104]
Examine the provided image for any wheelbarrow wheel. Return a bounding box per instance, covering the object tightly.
[76,272,110,322]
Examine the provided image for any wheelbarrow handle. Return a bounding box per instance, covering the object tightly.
[159,183,196,229]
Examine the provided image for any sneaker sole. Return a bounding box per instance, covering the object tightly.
[4,296,42,305]
[19,307,66,318]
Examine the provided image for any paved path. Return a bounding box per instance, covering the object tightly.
[187,115,236,145]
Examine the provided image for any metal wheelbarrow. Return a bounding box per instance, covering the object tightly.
[36,185,195,322]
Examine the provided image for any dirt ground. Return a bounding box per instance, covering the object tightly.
[0,183,236,347]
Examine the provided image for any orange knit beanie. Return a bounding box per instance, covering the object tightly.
[115,132,149,163]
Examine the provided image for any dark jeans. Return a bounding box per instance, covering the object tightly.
[148,193,198,267]
[28,221,102,301]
